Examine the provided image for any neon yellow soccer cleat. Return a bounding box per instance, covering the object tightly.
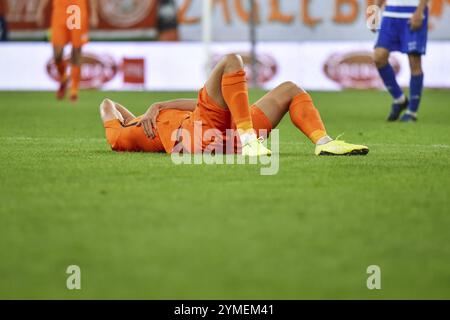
[242,137,272,157]
[315,140,369,156]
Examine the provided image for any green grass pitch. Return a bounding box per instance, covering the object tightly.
[1,89,450,299]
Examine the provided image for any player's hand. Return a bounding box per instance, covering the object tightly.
[410,11,424,31]
[90,14,99,28]
[137,104,161,139]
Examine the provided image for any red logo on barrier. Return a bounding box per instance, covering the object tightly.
[46,53,118,89]
[122,58,145,85]
[324,51,401,89]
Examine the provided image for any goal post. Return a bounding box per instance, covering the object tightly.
[249,0,258,88]
[202,0,213,76]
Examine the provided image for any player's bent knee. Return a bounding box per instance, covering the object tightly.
[282,81,298,89]
[373,52,389,69]
[281,81,304,96]
[411,66,423,75]
[409,55,423,75]
[224,54,244,70]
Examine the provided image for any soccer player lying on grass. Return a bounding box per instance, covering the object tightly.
[100,54,369,156]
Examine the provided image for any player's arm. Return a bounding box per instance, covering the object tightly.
[137,99,197,138]
[114,103,136,125]
[411,0,429,31]
[36,0,51,26]
[154,99,197,112]
[89,0,99,28]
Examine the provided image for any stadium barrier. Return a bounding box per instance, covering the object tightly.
[0,41,449,91]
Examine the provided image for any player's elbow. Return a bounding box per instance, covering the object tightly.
[100,98,114,113]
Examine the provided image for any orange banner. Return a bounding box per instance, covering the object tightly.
[6,0,158,31]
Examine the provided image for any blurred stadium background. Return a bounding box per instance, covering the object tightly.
[1,0,450,299]
[1,0,449,91]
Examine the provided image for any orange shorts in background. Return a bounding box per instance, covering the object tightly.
[104,118,165,153]
[51,0,89,48]
[180,87,273,153]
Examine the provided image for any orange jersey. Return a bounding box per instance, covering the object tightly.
[51,0,89,48]
[104,110,191,153]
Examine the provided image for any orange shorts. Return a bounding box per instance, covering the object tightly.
[51,0,89,48]
[104,118,165,153]
[179,87,273,153]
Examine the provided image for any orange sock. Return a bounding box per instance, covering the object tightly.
[221,70,254,134]
[56,60,67,82]
[70,65,81,96]
[289,92,328,144]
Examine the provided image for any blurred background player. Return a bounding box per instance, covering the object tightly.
[0,0,8,41]
[36,0,99,102]
[157,0,179,41]
[373,0,429,122]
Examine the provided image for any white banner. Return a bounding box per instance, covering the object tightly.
[177,0,450,41]
[0,41,449,91]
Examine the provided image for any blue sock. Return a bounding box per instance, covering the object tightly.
[378,64,404,100]
[409,74,424,113]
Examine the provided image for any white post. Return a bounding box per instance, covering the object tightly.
[202,0,213,77]
[250,0,258,88]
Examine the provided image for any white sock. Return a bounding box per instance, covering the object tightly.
[405,110,417,117]
[394,94,406,104]
[240,132,257,146]
[316,136,333,146]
